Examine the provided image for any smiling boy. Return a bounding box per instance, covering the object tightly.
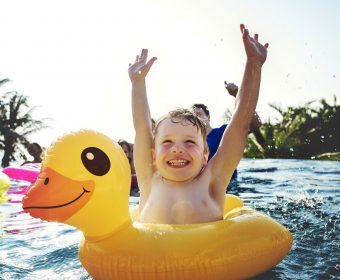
[128,24,268,224]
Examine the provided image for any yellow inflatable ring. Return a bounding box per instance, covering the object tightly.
[22,130,292,280]
[0,171,10,204]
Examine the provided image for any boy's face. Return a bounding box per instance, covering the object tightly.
[153,118,208,182]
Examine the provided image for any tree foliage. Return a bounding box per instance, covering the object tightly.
[244,97,339,160]
[0,81,49,167]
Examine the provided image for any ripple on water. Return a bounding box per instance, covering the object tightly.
[232,159,340,279]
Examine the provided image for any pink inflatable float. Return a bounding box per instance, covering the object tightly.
[2,163,41,183]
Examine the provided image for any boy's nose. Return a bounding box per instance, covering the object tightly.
[170,143,184,153]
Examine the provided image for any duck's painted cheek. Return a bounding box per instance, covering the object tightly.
[22,167,95,222]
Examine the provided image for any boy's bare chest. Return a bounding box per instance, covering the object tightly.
[140,175,221,224]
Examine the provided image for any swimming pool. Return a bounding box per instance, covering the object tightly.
[0,159,339,279]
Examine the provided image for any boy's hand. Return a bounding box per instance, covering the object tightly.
[240,24,269,66]
[128,49,157,82]
[224,81,238,97]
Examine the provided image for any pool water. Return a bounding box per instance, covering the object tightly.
[0,159,339,279]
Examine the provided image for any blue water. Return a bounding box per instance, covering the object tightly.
[0,159,339,279]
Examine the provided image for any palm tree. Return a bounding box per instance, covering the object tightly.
[0,90,49,167]
[0,78,11,151]
[297,97,339,158]
[244,97,339,159]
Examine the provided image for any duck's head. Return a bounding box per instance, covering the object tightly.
[23,130,131,238]
[0,172,10,203]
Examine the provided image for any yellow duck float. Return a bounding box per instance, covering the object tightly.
[23,130,292,280]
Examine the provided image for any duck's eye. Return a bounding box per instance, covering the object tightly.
[81,147,111,176]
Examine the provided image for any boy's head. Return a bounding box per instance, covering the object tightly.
[152,108,209,182]
[153,108,208,152]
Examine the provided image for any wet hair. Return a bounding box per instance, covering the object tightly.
[153,108,209,153]
[191,103,210,117]
[151,118,156,130]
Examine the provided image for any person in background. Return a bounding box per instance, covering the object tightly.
[22,143,43,165]
[192,82,262,179]
[224,81,262,134]
[118,139,139,196]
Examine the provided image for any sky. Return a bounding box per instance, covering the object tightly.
[0,0,339,149]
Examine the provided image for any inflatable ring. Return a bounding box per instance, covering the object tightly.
[0,172,10,203]
[2,163,40,183]
[23,130,292,280]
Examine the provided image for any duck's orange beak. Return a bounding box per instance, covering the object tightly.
[23,167,94,222]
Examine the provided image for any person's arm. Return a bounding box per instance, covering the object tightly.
[249,111,262,133]
[210,24,268,195]
[224,81,262,133]
[128,49,157,202]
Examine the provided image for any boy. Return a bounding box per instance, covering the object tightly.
[128,24,268,224]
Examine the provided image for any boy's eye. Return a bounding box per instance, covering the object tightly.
[186,140,196,144]
[162,139,172,144]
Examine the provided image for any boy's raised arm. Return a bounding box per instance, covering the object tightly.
[210,24,268,193]
[128,49,157,198]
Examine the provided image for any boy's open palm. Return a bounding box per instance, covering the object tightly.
[128,49,157,82]
[241,24,269,65]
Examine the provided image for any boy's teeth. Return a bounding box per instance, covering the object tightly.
[169,159,187,166]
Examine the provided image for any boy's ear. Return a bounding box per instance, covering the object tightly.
[203,151,208,164]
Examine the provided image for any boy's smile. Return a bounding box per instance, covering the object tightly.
[167,159,190,167]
